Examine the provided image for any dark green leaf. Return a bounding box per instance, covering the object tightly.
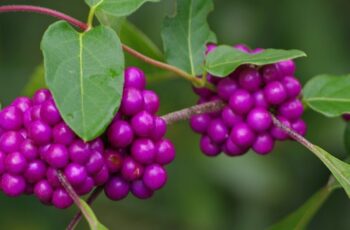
[22,64,46,97]
[41,21,124,141]
[85,0,159,17]
[161,0,216,76]
[80,199,109,230]
[205,45,306,77]
[303,74,350,117]
[345,123,350,155]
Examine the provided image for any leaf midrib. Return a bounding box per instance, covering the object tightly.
[79,32,87,138]
[187,0,195,76]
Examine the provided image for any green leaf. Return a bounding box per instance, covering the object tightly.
[41,21,124,141]
[80,199,109,230]
[22,64,46,97]
[345,123,350,155]
[269,186,332,230]
[205,45,306,77]
[161,0,216,76]
[303,74,350,117]
[85,0,159,17]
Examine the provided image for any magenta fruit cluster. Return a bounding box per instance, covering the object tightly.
[0,67,175,209]
[190,44,306,157]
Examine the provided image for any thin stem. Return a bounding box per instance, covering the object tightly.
[67,186,103,230]
[57,171,97,230]
[122,45,217,91]
[86,7,96,30]
[0,5,88,30]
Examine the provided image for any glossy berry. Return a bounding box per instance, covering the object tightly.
[278,99,304,120]
[52,188,73,209]
[264,81,287,105]
[230,123,256,148]
[5,152,27,174]
[143,164,167,191]
[190,114,211,134]
[200,135,221,157]
[238,67,262,92]
[252,134,275,155]
[121,87,144,116]
[1,173,26,197]
[131,180,153,199]
[28,120,52,145]
[223,139,247,156]
[86,151,104,176]
[151,117,167,140]
[0,131,23,153]
[33,89,51,105]
[12,97,32,113]
[155,139,175,165]
[246,108,272,132]
[40,100,61,125]
[121,157,143,181]
[282,76,302,98]
[53,123,75,145]
[229,89,253,114]
[261,64,281,83]
[277,60,296,76]
[104,176,130,201]
[34,180,53,204]
[46,144,69,168]
[131,138,156,164]
[142,90,160,114]
[221,107,242,128]
[124,67,146,90]
[69,140,91,164]
[131,111,154,137]
[0,106,23,130]
[24,160,46,183]
[104,149,124,173]
[64,163,87,186]
[207,119,229,144]
[217,78,238,100]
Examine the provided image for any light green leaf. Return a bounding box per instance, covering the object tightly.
[41,21,124,141]
[22,64,46,97]
[80,199,109,230]
[303,74,350,117]
[161,0,216,76]
[205,45,306,77]
[85,0,160,17]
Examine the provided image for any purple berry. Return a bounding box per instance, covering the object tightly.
[86,151,104,176]
[40,100,61,125]
[64,163,87,186]
[104,176,130,200]
[5,152,27,174]
[89,138,104,153]
[131,138,156,164]
[223,139,247,156]
[282,76,302,98]
[0,106,23,130]
[264,81,287,105]
[142,90,160,114]
[271,116,291,140]
[155,139,175,165]
[25,160,47,183]
[52,188,73,209]
[238,67,262,92]
[124,67,146,90]
[190,114,211,134]
[46,144,69,168]
[93,166,109,186]
[0,151,5,174]
[251,48,264,54]
[1,173,26,197]
[131,111,154,137]
[131,180,153,199]
[76,177,94,196]
[0,131,24,153]
[121,157,144,181]
[252,133,275,155]
[53,123,75,145]
[261,64,281,83]
[151,116,167,140]
[192,86,213,99]
[69,140,91,164]
[207,119,229,144]
[253,91,269,108]
[12,97,32,113]
[206,43,217,54]
[230,123,256,148]
[34,180,53,204]
[291,119,307,136]
[143,164,167,191]
[46,167,61,188]
[233,44,251,53]
[33,89,51,105]
[278,99,304,121]
[247,108,272,132]
[277,60,296,76]
[217,78,239,100]
[104,149,124,173]
[121,87,144,116]
[28,120,52,145]
[199,135,221,156]
[20,139,38,161]
[229,89,253,115]
[221,106,243,128]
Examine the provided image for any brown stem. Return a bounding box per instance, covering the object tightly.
[66,186,103,230]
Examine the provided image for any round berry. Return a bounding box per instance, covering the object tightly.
[121,157,143,181]
[34,180,53,204]
[131,111,154,137]
[230,123,256,148]
[291,119,307,136]
[253,91,269,108]
[25,160,47,183]
[89,138,104,153]
[46,167,61,188]
[93,166,109,186]
[247,108,272,132]
[151,116,167,140]
[252,133,275,155]
[104,176,130,200]
[40,99,61,125]
[124,67,146,90]
[192,86,213,99]
[207,119,229,144]
[33,89,51,105]
[52,188,73,209]
[238,67,262,92]
[76,177,94,196]
[64,163,87,186]
[86,151,104,176]
[1,173,26,197]
[206,43,217,54]
[261,64,281,83]
[233,44,251,53]
[217,78,239,100]
[229,89,253,115]
[190,114,211,134]
[278,99,304,121]
[0,131,24,153]
[28,120,52,145]
[46,144,69,168]
[131,138,156,164]
[0,106,23,130]
[143,164,167,191]
[223,139,247,156]
[120,87,144,116]
[0,151,5,174]
[104,149,124,173]
[264,81,287,105]
[199,135,221,157]
[271,116,291,140]
[282,76,302,98]
[12,97,32,113]
[155,139,175,165]
[69,140,91,164]
[20,139,38,161]
[142,90,160,114]
[5,152,27,174]
[277,60,296,76]
[53,123,75,145]
[221,106,243,128]
[131,180,153,199]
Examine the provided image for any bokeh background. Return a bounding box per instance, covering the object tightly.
[1,0,350,229]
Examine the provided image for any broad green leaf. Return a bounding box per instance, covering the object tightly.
[41,21,124,141]
[85,0,159,17]
[303,74,350,117]
[205,45,306,77]
[22,64,46,97]
[161,0,216,76]
[80,199,109,230]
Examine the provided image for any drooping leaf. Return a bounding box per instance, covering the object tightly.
[85,0,159,17]
[41,21,124,141]
[303,74,350,117]
[80,199,109,230]
[345,123,350,155]
[22,64,46,97]
[161,0,216,76]
[205,45,306,77]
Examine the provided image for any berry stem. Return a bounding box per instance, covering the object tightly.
[57,171,99,230]
[0,5,88,30]
[66,186,103,230]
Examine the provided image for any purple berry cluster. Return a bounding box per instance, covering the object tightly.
[0,66,175,209]
[103,67,175,201]
[190,44,306,157]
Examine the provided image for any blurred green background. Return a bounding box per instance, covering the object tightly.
[1,0,350,229]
